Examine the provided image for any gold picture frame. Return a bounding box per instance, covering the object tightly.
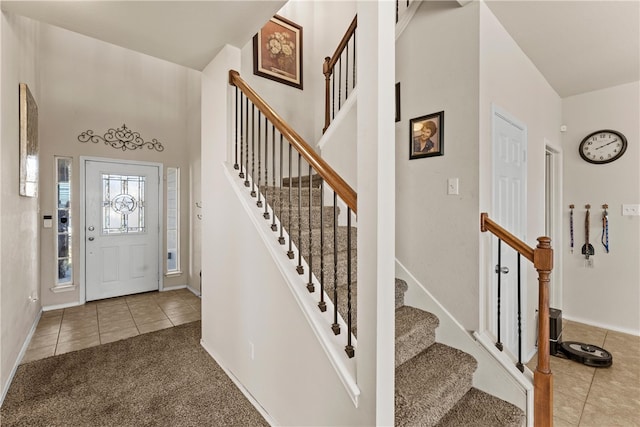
[19,83,39,197]
[253,15,303,90]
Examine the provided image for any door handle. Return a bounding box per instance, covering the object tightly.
[88,237,95,241]
[88,226,95,231]
[495,265,509,274]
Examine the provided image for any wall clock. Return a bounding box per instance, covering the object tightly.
[579,129,627,164]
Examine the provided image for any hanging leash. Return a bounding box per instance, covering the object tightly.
[569,204,574,254]
[601,204,609,253]
[582,204,595,260]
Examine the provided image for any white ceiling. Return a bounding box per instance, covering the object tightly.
[1,1,286,71]
[2,1,639,97]
[486,0,640,98]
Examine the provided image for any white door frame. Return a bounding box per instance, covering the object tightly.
[544,142,563,310]
[80,156,164,303]
[490,104,528,359]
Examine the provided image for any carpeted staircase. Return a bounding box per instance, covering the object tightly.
[260,175,524,427]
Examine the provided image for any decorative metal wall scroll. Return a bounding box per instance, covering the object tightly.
[78,124,164,152]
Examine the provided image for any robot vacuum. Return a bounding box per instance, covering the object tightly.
[549,308,612,368]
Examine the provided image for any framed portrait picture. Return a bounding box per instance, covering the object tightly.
[253,15,303,90]
[409,111,444,160]
[395,82,401,123]
[19,83,39,197]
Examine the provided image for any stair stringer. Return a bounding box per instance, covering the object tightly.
[395,259,533,426]
[220,164,361,407]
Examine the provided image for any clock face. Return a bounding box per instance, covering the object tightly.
[579,130,627,164]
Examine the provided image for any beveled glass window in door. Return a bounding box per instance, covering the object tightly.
[56,157,72,284]
[102,174,146,234]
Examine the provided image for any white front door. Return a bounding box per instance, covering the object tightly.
[84,159,160,301]
[492,106,527,359]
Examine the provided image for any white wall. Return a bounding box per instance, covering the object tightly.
[36,23,196,307]
[395,1,481,330]
[200,44,372,426]
[561,82,640,335]
[0,11,41,401]
[187,70,202,295]
[478,2,563,355]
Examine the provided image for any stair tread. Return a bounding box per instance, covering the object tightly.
[396,343,477,427]
[434,388,525,427]
[395,306,439,368]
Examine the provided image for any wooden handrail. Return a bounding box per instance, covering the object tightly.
[229,70,357,214]
[326,15,357,72]
[480,213,534,263]
[480,212,553,427]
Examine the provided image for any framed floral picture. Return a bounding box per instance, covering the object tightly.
[253,15,303,90]
[409,111,444,160]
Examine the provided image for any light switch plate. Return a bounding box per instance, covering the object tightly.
[447,178,459,195]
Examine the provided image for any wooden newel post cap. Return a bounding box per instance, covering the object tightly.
[535,237,553,271]
[229,70,240,85]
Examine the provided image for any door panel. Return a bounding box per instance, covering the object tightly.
[492,109,527,359]
[85,160,159,301]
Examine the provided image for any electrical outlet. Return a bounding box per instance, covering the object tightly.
[249,341,254,360]
[622,204,640,216]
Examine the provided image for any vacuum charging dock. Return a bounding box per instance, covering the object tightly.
[549,308,612,368]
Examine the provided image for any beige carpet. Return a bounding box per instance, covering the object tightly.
[1,321,268,427]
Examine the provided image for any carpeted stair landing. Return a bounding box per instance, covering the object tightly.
[260,175,525,426]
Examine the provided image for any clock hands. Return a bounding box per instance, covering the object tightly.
[594,138,618,150]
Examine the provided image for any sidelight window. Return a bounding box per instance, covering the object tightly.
[56,157,72,285]
[166,167,180,273]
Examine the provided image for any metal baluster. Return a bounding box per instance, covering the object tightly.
[516,252,524,372]
[496,239,503,351]
[239,94,245,179]
[287,144,294,259]
[270,124,277,229]
[256,112,262,201]
[345,207,354,358]
[251,107,257,197]
[331,191,340,335]
[244,98,249,186]
[278,134,285,243]
[318,182,326,312]
[345,44,349,100]
[296,154,304,275]
[332,69,335,120]
[396,0,399,23]
[352,34,356,89]
[234,87,239,170]
[307,165,314,292]
[262,117,269,217]
[338,57,342,110]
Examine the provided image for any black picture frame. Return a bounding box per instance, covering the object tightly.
[395,82,401,122]
[409,111,444,160]
[253,15,303,90]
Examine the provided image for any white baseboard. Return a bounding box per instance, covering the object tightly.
[562,314,640,337]
[161,284,187,292]
[43,301,82,311]
[186,285,201,297]
[200,338,278,426]
[1,309,42,406]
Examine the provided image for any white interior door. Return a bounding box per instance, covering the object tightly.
[85,159,160,301]
[492,106,527,359]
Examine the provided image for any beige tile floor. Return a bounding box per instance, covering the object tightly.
[528,319,640,427]
[22,288,201,364]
